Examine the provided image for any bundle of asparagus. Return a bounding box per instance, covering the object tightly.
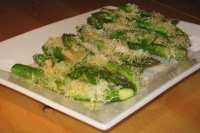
[11,3,190,103]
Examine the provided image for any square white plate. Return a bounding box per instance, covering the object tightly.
[0,7,200,130]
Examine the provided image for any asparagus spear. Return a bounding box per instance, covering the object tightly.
[67,87,135,103]
[42,38,65,63]
[10,3,191,104]
[119,3,137,13]
[33,54,49,66]
[120,54,160,67]
[43,36,89,65]
[70,88,135,103]
[69,63,139,92]
[109,30,187,60]
[68,65,99,85]
[128,41,187,60]
[79,25,160,67]
[11,63,135,103]
[11,64,44,81]
[104,62,140,91]
[67,63,137,102]
[134,19,172,37]
[51,47,65,63]
[11,63,72,93]
[105,88,134,102]
[87,8,118,29]
[62,33,79,48]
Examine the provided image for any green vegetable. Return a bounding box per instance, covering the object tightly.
[11,64,44,81]
[62,33,78,48]
[135,19,174,37]
[69,63,139,92]
[128,42,170,58]
[110,30,127,40]
[173,48,187,61]
[92,9,118,23]
[69,94,95,102]
[99,69,135,91]
[119,3,137,13]
[171,28,191,49]
[10,3,191,104]
[69,65,99,84]
[42,43,65,63]
[105,88,134,102]
[93,40,105,50]
[42,45,49,55]
[128,41,187,60]
[33,54,48,66]
[135,19,170,37]
[121,56,160,67]
[105,62,139,91]
[87,9,118,29]
[87,16,104,29]
[51,47,64,63]
[68,88,134,103]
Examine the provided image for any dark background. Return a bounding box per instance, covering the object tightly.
[0,0,200,41]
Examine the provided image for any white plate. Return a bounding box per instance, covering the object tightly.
[0,7,200,130]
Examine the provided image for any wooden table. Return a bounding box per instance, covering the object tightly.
[0,0,200,132]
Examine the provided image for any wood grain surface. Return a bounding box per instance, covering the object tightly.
[0,0,200,133]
